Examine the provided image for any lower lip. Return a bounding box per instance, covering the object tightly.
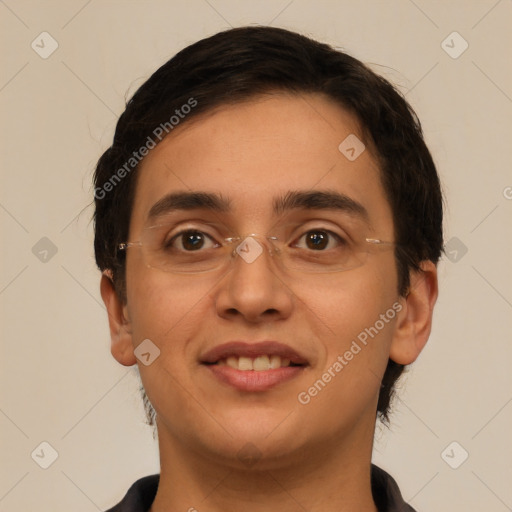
[203,364,305,392]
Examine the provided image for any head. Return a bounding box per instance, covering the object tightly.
[94,27,442,456]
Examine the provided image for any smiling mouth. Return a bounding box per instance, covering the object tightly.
[205,355,303,371]
[200,341,308,391]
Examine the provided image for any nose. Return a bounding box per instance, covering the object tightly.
[213,236,294,324]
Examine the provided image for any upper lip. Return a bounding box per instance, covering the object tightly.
[200,341,309,365]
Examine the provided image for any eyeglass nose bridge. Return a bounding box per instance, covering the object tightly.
[225,233,280,265]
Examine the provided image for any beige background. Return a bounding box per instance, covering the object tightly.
[1,1,511,510]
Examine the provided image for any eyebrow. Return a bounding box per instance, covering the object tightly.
[147,190,369,221]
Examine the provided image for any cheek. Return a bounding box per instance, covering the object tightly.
[298,263,398,396]
[302,258,398,338]
[125,272,216,420]
[296,288,398,434]
[127,270,215,347]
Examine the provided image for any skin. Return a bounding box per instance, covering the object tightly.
[101,93,438,512]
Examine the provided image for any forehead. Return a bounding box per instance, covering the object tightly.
[130,93,393,233]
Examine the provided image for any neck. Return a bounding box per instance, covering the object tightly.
[149,417,378,512]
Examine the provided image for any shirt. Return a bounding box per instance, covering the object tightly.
[104,464,416,512]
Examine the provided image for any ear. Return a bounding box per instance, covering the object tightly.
[100,271,137,366]
[389,261,438,365]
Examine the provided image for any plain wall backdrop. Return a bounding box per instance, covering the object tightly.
[1,1,511,511]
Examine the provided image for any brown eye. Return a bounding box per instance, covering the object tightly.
[166,230,217,251]
[305,231,329,250]
[181,231,205,250]
[296,230,345,251]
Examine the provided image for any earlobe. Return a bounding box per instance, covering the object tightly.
[389,261,438,365]
[100,271,137,366]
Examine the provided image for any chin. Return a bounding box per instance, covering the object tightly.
[211,414,312,466]
[205,434,306,471]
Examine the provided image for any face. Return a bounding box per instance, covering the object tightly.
[110,93,415,469]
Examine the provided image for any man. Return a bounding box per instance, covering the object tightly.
[95,26,442,512]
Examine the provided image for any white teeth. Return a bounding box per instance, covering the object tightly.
[269,355,281,369]
[217,355,294,370]
[238,356,253,371]
[253,355,270,371]
[226,356,238,369]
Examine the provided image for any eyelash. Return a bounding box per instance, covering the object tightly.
[165,227,348,251]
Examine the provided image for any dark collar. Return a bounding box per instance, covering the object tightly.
[105,464,416,512]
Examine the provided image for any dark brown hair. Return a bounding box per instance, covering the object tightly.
[93,26,443,424]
